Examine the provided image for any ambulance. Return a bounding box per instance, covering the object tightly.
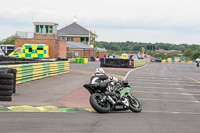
[9,44,49,58]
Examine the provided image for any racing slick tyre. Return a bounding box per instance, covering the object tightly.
[128,94,142,113]
[0,85,14,90]
[0,79,15,85]
[90,93,111,113]
[0,96,12,101]
[0,68,11,73]
[0,73,15,79]
[0,90,13,96]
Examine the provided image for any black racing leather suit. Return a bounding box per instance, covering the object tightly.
[90,72,109,89]
[90,72,118,90]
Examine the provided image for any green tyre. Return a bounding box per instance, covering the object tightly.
[128,94,142,113]
[90,93,110,113]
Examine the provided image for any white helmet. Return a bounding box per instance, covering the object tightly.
[95,68,105,74]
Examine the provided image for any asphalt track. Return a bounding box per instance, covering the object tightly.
[0,62,200,133]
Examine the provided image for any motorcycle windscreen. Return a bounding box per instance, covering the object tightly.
[120,87,131,98]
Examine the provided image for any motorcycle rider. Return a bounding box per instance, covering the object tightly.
[90,68,119,90]
[196,58,200,67]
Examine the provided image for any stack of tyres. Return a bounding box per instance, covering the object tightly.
[0,68,17,101]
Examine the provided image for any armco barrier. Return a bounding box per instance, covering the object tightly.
[0,61,69,84]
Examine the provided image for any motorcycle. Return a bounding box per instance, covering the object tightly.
[197,61,199,67]
[83,80,142,113]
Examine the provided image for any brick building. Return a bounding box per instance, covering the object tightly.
[15,19,107,59]
[57,18,107,58]
[15,22,66,58]
[57,21,96,45]
[67,42,107,58]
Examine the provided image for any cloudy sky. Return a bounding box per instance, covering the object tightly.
[0,0,200,44]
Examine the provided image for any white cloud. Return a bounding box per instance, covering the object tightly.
[0,0,200,44]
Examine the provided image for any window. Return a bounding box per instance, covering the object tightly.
[37,48,43,50]
[36,25,39,33]
[45,25,49,33]
[67,37,74,42]
[80,37,89,43]
[40,25,43,33]
[49,26,53,33]
[29,48,32,53]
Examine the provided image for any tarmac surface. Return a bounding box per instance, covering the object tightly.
[0,62,200,133]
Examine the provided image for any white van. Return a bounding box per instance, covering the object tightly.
[0,49,5,56]
[0,45,14,55]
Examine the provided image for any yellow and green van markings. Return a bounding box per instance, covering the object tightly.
[0,105,93,112]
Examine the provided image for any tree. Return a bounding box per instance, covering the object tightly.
[192,51,200,60]
[183,49,193,57]
[1,35,16,45]
[177,45,185,51]
[93,43,97,57]
[96,44,104,48]
[110,45,121,51]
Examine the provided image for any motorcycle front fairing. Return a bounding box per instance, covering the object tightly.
[119,87,131,99]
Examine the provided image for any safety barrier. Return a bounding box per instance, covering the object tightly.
[100,58,133,68]
[68,58,88,64]
[0,68,17,101]
[161,60,196,64]
[100,58,150,68]
[134,59,150,68]
[0,61,69,84]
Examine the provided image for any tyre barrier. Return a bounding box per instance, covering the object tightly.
[0,61,69,84]
[100,58,150,68]
[0,68,17,101]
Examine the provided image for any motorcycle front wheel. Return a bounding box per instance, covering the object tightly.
[90,93,111,113]
[128,94,142,113]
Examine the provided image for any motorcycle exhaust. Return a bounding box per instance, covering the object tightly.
[107,96,116,105]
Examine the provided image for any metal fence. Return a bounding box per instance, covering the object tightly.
[16,31,57,39]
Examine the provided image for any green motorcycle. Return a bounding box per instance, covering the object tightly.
[83,80,142,113]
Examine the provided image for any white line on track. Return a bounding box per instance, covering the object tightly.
[132,90,200,96]
[131,86,184,90]
[142,110,200,115]
[127,77,191,81]
[187,91,200,93]
[128,79,196,83]
[138,98,200,103]
[124,63,149,80]
[129,82,200,86]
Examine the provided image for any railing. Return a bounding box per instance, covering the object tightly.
[16,31,34,38]
[16,31,58,39]
[0,61,69,84]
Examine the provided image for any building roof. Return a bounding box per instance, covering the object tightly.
[34,22,58,25]
[67,42,107,52]
[67,42,94,49]
[58,22,94,36]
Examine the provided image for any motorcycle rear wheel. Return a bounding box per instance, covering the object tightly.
[90,93,111,113]
[128,94,142,113]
